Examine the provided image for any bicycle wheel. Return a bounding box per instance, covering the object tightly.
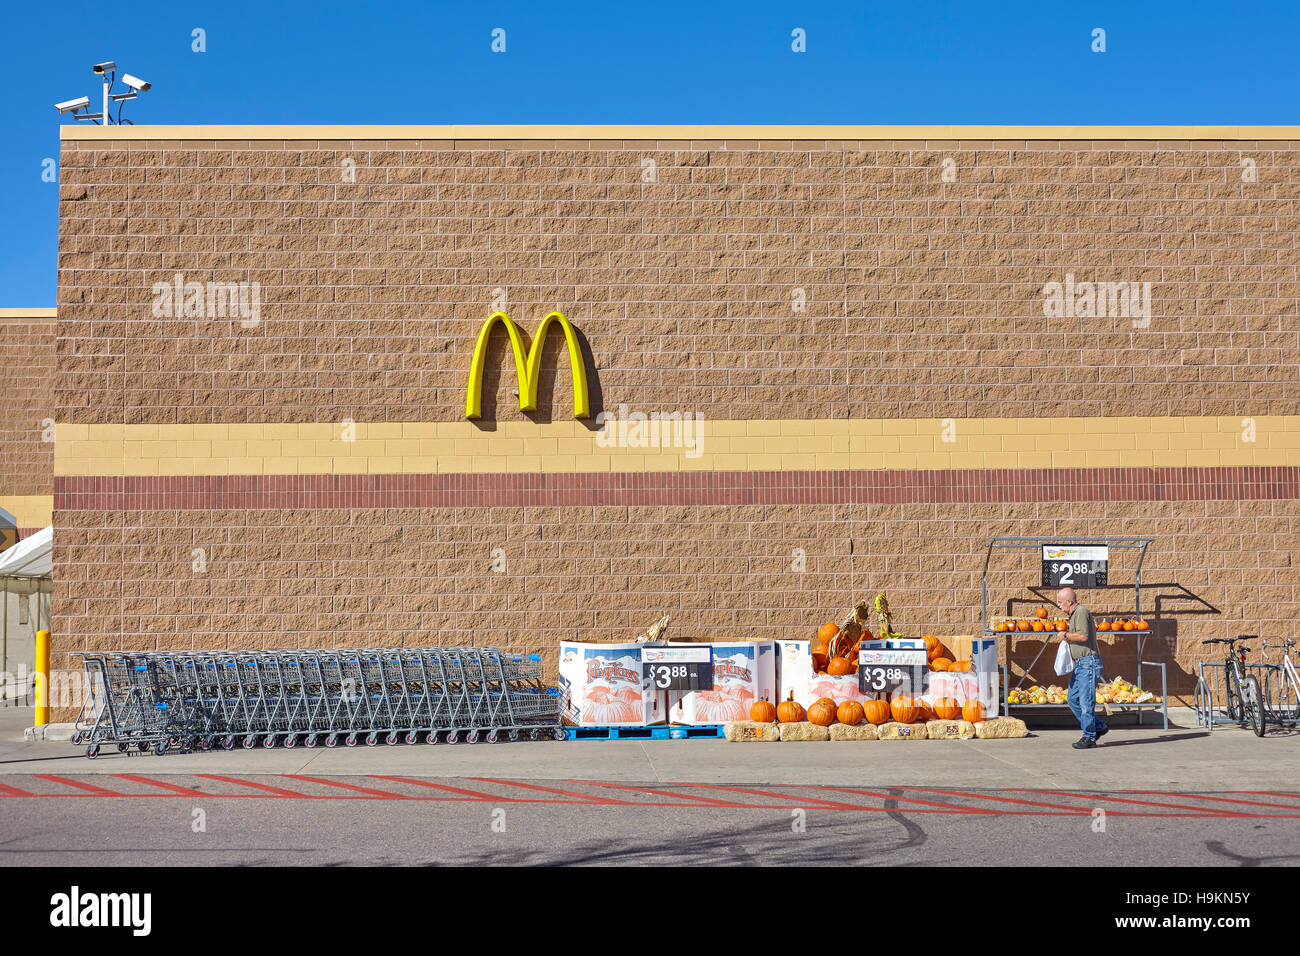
[1224,668,1242,721]
[1242,675,1266,737]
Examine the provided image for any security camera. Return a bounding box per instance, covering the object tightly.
[55,96,91,114]
[121,73,150,92]
[92,61,117,75]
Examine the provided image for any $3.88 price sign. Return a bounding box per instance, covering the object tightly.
[648,662,713,690]
[858,663,923,696]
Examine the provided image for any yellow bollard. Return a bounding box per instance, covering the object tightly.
[34,630,50,727]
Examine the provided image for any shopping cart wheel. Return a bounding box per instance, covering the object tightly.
[221,736,236,750]
[424,732,438,745]
[465,731,480,744]
[86,744,100,759]
[242,736,257,749]
[138,742,151,753]
[345,733,358,747]
[385,732,398,746]
[529,730,540,741]
[263,735,277,749]
[486,730,499,744]
[304,735,318,748]
[71,731,84,745]
[404,732,418,745]
[508,730,520,742]
[284,735,296,749]
[201,736,214,751]
[153,741,168,756]
[445,731,459,745]
[552,728,566,741]
[118,742,130,753]
[325,734,338,748]
[362,732,376,747]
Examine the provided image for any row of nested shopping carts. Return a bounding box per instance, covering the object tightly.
[70,646,564,758]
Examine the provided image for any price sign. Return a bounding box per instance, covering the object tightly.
[858,648,926,696]
[642,646,713,691]
[1042,545,1109,588]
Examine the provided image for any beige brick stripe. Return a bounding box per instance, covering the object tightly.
[54,416,1299,477]
[0,495,54,527]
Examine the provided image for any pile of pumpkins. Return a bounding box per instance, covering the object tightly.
[749,693,987,727]
[813,624,973,676]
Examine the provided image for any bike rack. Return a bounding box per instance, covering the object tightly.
[1193,660,1295,729]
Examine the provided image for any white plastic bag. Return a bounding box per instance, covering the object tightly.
[1054,640,1075,677]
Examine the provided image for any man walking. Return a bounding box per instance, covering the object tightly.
[1056,587,1109,749]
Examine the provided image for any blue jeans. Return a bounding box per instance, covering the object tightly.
[1067,654,1108,741]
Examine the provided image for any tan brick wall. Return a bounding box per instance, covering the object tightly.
[0,315,55,496]
[49,498,1300,711]
[56,138,1300,425]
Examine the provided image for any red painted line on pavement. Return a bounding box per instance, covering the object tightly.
[112,774,209,797]
[32,775,123,796]
[1121,791,1300,811]
[819,786,995,814]
[193,774,312,798]
[281,775,416,799]
[0,780,35,796]
[369,776,519,801]
[570,780,760,808]
[902,787,1094,813]
[1012,789,1245,817]
[465,777,636,805]
[690,783,867,811]
[1236,792,1300,802]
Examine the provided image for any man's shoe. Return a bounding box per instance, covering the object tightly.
[1072,736,1096,749]
[1096,725,1109,740]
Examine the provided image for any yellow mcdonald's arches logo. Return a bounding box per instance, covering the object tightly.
[465,311,590,420]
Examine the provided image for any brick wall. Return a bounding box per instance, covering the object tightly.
[0,311,56,542]
[49,132,1300,713]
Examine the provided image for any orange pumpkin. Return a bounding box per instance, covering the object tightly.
[890,696,919,724]
[1055,620,1068,632]
[818,622,839,643]
[1122,620,1135,631]
[933,696,962,720]
[813,697,837,713]
[1097,621,1111,632]
[807,699,836,727]
[837,700,865,726]
[926,641,947,662]
[923,634,941,654]
[962,700,986,723]
[811,641,830,671]
[1032,621,1046,632]
[776,692,804,723]
[995,621,1009,633]
[827,656,854,676]
[951,660,973,673]
[863,699,891,725]
[1016,620,1032,632]
[930,657,953,672]
[916,699,935,722]
[1036,608,1048,619]
[1135,619,1149,631]
[749,698,777,723]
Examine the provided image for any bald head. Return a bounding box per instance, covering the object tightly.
[1057,588,1078,612]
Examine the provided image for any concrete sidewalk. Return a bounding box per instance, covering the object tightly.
[4,706,1296,791]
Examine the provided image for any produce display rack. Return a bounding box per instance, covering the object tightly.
[981,536,1168,728]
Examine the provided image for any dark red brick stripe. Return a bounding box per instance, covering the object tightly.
[53,466,1300,510]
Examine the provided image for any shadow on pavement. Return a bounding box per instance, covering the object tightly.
[1098,731,1210,747]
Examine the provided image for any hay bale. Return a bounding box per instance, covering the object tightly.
[926,719,976,739]
[829,722,879,741]
[724,720,781,742]
[876,721,929,740]
[973,716,1029,739]
[779,721,830,741]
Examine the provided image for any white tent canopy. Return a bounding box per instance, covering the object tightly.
[0,526,52,580]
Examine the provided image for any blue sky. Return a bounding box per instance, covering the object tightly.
[2,0,1296,305]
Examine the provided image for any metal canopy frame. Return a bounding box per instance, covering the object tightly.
[980,536,1165,727]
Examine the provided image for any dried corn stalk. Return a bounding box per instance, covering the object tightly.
[635,614,670,643]
[827,600,873,659]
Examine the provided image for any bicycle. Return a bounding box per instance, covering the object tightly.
[1200,636,1265,737]
[1261,638,1300,725]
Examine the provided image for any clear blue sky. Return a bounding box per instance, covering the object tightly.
[2,0,1296,305]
